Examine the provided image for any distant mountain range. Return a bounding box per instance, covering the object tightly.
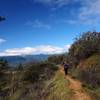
[0,54,49,64]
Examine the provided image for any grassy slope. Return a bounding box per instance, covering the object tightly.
[1,70,73,100]
[44,71,73,100]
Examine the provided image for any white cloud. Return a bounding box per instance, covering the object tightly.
[0,38,6,44]
[78,0,100,24]
[33,0,100,25]
[68,0,100,25]
[0,45,71,56]
[64,44,71,51]
[26,20,51,29]
[57,19,77,25]
[53,0,100,25]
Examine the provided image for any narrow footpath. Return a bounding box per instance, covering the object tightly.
[60,67,91,100]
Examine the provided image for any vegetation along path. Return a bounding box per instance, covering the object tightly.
[60,66,92,100]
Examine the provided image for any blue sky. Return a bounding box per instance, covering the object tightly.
[0,0,100,56]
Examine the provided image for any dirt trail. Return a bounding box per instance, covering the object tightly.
[60,67,91,100]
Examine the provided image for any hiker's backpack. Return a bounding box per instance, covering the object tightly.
[64,64,69,69]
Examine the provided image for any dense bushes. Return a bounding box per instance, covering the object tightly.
[48,54,67,65]
[67,31,100,89]
[23,62,58,83]
[0,61,59,99]
[67,31,100,66]
[77,54,100,88]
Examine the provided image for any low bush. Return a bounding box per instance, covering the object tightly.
[22,62,58,83]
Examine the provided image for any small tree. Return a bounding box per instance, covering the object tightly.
[0,59,8,70]
[17,63,23,71]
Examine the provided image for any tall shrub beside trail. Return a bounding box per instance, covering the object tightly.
[77,54,100,88]
[67,31,100,67]
[66,31,100,89]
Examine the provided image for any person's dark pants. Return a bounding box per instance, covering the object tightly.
[64,68,68,75]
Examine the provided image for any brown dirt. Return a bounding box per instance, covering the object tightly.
[60,67,91,100]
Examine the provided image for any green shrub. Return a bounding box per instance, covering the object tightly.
[67,31,100,66]
[48,54,67,65]
[67,31,100,89]
[23,62,58,83]
[0,59,9,70]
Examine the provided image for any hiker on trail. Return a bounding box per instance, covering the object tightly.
[63,62,69,75]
